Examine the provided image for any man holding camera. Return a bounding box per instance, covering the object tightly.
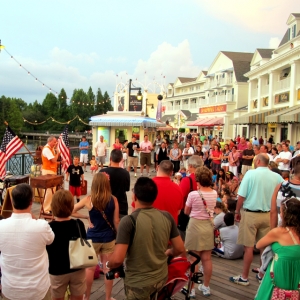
[106,177,185,299]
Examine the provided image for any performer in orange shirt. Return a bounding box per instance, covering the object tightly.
[42,136,61,213]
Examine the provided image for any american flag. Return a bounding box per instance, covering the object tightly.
[57,125,71,173]
[0,126,24,178]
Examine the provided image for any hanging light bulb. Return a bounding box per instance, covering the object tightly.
[35,78,37,81]
[28,72,30,75]
[19,64,21,68]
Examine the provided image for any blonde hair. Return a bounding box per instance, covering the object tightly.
[90,173,112,211]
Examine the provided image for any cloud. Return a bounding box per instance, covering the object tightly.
[133,40,202,86]
[268,37,281,49]
[50,47,99,64]
[0,40,203,103]
[198,0,299,34]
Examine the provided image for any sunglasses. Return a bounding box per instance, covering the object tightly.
[282,198,292,210]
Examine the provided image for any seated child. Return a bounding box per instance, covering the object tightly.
[90,155,98,175]
[179,167,187,178]
[173,172,182,185]
[212,213,244,259]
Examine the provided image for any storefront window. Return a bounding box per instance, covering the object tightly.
[132,126,140,143]
[115,129,127,143]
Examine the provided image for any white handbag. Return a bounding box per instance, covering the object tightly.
[69,220,98,269]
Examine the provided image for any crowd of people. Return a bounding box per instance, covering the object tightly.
[0,132,299,299]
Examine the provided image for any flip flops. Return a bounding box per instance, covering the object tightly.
[252,267,259,273]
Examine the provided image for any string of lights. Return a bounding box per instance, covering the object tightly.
[23,115,90,126]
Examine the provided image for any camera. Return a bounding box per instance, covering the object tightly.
[106,265,125,280]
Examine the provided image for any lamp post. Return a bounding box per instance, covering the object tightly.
[128,79,143,111]
[145,98,154,117]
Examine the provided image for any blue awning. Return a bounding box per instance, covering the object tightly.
[89,114,163,127]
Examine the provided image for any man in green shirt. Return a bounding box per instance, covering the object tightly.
[107,177,185,299]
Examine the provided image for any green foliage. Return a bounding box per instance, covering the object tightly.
[0,86,113,139]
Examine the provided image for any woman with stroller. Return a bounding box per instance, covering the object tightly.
[255,198,300,299]
[73,173,119,300]
[184,166,217,297]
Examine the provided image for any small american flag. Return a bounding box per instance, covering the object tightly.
[58,125,71,173]
[0,126,24,178]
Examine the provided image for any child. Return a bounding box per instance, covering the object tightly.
[173,172,182,185]
[212,169,217,184]
[65,156,84,203]
[179,167,187,178]
[90,155,98,175]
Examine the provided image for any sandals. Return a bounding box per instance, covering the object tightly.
[252,267,259,273]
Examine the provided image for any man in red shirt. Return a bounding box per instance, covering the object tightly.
[152,160,183,224]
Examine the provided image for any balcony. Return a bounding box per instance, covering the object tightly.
[182,104,189,109]
[251,87,258,99]
[219,77,233,86]
[174,104,181,110]
[204,81,215,91]
[190,102,198,109]
[274,77,290,92]
[200,98,208,106]
[216,95,226,103]
[166,105,173,111]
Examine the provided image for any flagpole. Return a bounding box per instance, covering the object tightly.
[4,121,35,159]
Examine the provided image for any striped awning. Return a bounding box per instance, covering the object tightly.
[266,106,295,123]
[187,117,224,126]
[280,106,300,123]
[89,114,162,127]
[230,108,286,125]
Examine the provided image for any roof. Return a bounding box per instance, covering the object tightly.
[291,13,300,18]
[256,48,274,58]
[221,51,253,62]
[278,29,290,47]
[220,51,253,82]
[177,77,197,84]
[180,110,191,118]
[168,83,174,86]
[89,114,162,127]
[161,114,175,122]
[202,71,208,75]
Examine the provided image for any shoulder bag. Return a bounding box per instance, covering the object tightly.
[69,219,98,269]
[198,190,221,248]
[101,210,116,234]
[270,257,300,299]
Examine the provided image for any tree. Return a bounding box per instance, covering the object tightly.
[6,100,23,133]
[103,91,113,113]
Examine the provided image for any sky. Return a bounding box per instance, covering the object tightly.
[0,0,299,106]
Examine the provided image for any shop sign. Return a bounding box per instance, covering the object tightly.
[274,92,289,104]
[129,95,142,111]
[97,127,110,146]
[199,104,226,114]
[214,126,223,131]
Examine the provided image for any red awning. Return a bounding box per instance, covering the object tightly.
[187,117,224,127]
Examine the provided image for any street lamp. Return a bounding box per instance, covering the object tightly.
[145,98,154,117]
[129,79,143,100]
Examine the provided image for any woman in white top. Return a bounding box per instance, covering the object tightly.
[182,142,194,169]
[184,166,217,297]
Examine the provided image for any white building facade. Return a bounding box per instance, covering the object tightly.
[232,13,300,144]
[162,51,253,139]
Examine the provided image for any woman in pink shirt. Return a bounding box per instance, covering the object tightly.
[184,166,217,297]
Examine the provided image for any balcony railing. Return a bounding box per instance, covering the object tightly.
[174,104,181,110]
[251,87,258,99]
[261,85,269,96]
[216,95,226,103]
[182,104,189,109]
[274,77,290,92]
[219,77,233,86]
[190,102,198,109]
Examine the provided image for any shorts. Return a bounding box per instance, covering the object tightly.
[221,162,229,167]
[50,269,86,298]
[90,166,98,171]
[80,153,88,163]
[3,289,51,300]
[124,277,167,300]
[97,156,106,164]
[92,240,115,254]
[128,156,138,168]
[185,218,214,251]
[241,165,252,175]
[123,153,128,160]
[211,162,221,171]
[69,185,81,197]
[140,152,151,166]
[237,209,270,247]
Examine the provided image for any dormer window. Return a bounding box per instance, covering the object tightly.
[289,24,297,40]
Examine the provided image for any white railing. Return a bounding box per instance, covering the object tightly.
[166,105,173,111]
[251,87,258,98]
[182,104,189,109]
[274,77,290,92]
[200,98,208,105]
[174,104,181,110]
[190,102,198,108]
[219,77,233,85]
[216,95,226,103]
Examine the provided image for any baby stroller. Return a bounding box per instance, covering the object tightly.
[157,251,203,300]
